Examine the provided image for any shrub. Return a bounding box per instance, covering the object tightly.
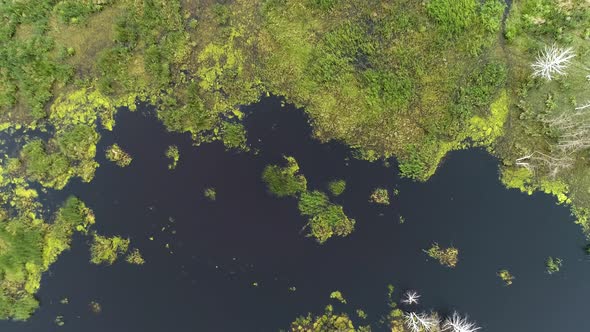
[125,249,145,265]
[369,188,390,205]
[425,243,459,267]
[105,144,132,167]
[89,234,130,265]
[497,269,514,286]
[165,145,180,170]
[327,179,346,196]
[308,204,355,244]
[298,191,330,216]
[220,122,248,150]
[204,187,216,201]
[545,256,562,274]
[262,156,307,197]
[427,0,477,35]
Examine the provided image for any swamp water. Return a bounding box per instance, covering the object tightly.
[1,98,589,332]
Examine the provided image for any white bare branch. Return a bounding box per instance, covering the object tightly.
[543,106,590,155]
[442,311,481,332]
[531,45,575,81]
[404,312,440,332]
[575,101,590,111]
[515,103,590,177]
[515,151,574,178]
[401,290,421,305]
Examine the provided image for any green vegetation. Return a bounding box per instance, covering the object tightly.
[89,234,130,265]
[327,179,346,196]
[204,188,217,201]
[0,0,587,235]
[105,144,132,167]
[298,191,355,244]
[262,156,307,197]
[263,158,355,243]
[369,188,390,205]
[0,197,94,320]
[355,309,367,320]
[287,285,464,332]
[497,0,590,233]
[425,243,459,268]
[18,124,100,189]
[497,269,514,286]
[289,305,356,332]
[0,0,589,322]
[546,256,562,274]
[125,249,144,265]
[165,145,180,170]
[298,191,330,216]
[2,0,512,190]
[329,291,346,304]
[220,122,249,151]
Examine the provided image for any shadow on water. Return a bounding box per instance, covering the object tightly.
[1,97,590,332]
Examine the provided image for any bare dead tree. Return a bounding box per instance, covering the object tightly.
[515,151,575,178]
[403,312,422,332]
[531,44,576,81]
[515,101,590,177]
[401,290,421,305]
[545,111,590,153]
[575,101,590,111]
[404,312,440,332]
[442,311,480,332]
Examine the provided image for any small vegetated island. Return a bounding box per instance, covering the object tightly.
[0,0,589,328]
[425,243,459,268]
[105,144,132,167]
[262,156,355,243]
[369,188,391,205]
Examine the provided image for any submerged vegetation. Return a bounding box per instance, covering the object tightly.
[54,315,65,326]
[88,301,101,314]
[425,243,459,268]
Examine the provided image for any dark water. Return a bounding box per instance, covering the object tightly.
[1,97,589,332]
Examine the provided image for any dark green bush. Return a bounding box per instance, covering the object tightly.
[262,156,307,197]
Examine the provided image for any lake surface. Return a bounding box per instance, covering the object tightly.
[1,97,589,332]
